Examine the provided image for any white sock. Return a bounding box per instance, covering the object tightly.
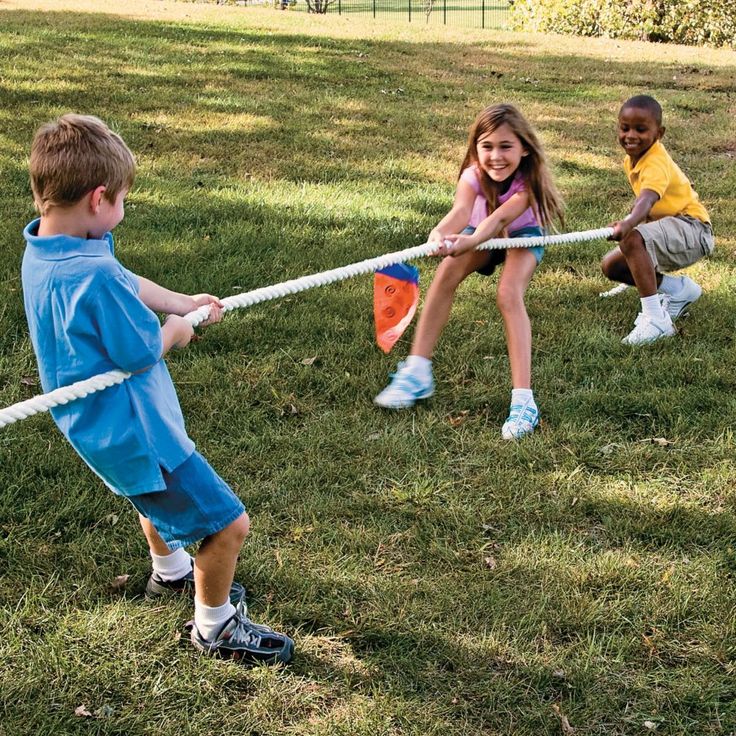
[511,388,535,406]
[659,274,683,295]
[405,355,432,375]
[194,598,237,642]
[640,294,666,320]
[150,547,193,582]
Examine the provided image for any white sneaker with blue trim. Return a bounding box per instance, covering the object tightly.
[374,361,434,409]
[501,399,539,440]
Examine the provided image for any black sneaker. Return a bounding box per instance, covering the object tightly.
[145,568,246,605]
[188,599,294,665]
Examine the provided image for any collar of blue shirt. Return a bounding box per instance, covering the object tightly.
[24,218,114,260]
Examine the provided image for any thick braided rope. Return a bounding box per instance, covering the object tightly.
[0,227,613,429]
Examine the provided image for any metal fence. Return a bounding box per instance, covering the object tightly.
[283,0,511,30]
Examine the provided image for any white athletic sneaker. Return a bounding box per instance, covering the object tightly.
[501,400,539,440]
[660,276,702,320]
[374,361,434,409]
[622,312,676,346]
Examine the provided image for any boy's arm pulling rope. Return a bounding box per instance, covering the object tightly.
[0,227,613,429]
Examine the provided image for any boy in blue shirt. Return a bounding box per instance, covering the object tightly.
[22,114,293,664]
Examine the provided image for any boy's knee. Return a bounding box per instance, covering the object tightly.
[601,252,617,279]
[619,229,644,255]
[224,512,250,544]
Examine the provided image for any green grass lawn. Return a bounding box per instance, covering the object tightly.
[1,1,735,734]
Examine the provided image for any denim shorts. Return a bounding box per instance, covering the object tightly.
[462,225,545,276]
[127,451,246,551]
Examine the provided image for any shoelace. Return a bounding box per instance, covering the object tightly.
[389,366,428,392]
[507,403,537,426]
[229,620,262,646]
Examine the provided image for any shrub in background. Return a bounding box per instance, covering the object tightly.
[510,0,736,48]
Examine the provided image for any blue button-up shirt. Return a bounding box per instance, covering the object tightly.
[22,219,195,496]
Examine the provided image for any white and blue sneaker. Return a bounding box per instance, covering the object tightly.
[501,399,539,440]
[374,361,434,409]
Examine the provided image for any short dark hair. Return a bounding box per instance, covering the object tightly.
[620,95,663,126]
[30,114,135,215]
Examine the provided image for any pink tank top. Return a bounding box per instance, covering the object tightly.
[460,166,539,233]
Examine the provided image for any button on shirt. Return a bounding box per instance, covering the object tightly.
[22,219,195,496]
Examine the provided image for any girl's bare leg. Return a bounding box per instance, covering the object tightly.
[410,250,492,358]
[495,248,538,388]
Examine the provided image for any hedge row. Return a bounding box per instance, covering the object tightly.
[509,0,736,48]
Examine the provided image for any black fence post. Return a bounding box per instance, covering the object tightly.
[373,0,376,17]
[338,0,341,14]
[443,0,446,25]
[408,0,411,22]
[482,0,485,28]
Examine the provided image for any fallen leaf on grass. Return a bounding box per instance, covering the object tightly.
[484,556,497,570]
[300,356,318,366]
[74,705,94,718]
[109,574,130,592]
[448,410,470,427]
[20,376,37,386]
[643,721,658,731]
[551,704,575,734]
[640,437,674,446]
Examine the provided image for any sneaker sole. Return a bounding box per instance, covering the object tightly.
[145,578,191,599]
[189,630,294,665]
[622,329,676,346]
[501,422,539,440]
[373,388,434,409]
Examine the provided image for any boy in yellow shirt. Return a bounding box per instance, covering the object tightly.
[601,95,714,345]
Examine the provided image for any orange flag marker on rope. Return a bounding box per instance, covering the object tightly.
[373,263,420,353]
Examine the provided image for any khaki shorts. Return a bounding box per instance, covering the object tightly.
[635,215,714,273]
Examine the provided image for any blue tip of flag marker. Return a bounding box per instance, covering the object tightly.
[377,263,419,283]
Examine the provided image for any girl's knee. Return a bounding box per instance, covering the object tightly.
[435,258,469,287]
[496,284,525,314]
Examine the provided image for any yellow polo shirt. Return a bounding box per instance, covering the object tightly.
[624,140,709,223]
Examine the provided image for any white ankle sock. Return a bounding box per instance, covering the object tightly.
[194,598,236,642]
[150,547,193,582]
[405,355,432,375]
[640,294,666,320]
[511,388,534,406]
[658,274,683,295]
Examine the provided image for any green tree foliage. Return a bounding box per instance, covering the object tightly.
[510,0,736,48]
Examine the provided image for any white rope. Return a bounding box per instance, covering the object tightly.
[599,283,630,298]
[0,227,613,429]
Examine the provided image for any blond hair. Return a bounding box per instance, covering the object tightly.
[30,114,136,215]
[459,103,564,231]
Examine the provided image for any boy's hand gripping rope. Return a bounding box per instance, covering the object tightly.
[0,227,613,429]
